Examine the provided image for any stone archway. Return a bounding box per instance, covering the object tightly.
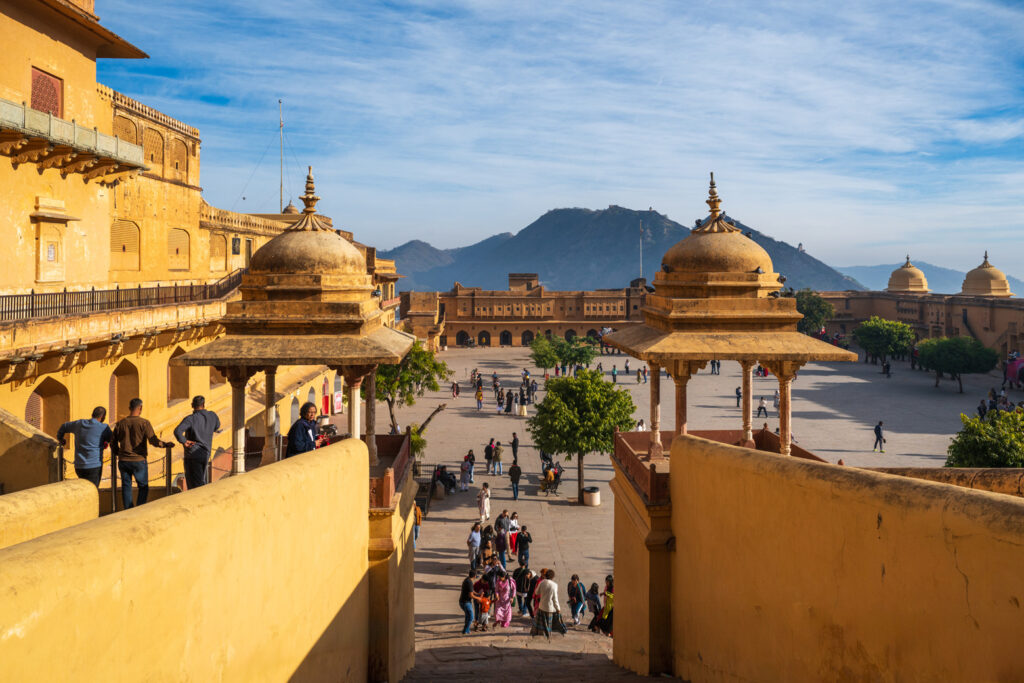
[108,359,140,423]
[565,329,577,341]
[25,377,70,438]
[586,329,599,340]
[290,397,300,425]
[478,331,491,347]
[456,331,470,346]
[499,330,512,346]
[168,346,189,403]
[521,330,534,346]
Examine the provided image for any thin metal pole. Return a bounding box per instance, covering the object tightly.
[279,99,284,213]
[110,452,118,513]
[165,445,172,496]
[639,218,643,280]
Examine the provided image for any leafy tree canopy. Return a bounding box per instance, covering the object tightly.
[851,316,915,361]
[553,337,599,369]
[529,333,559,370]
[373,341,452,432]
[527,369,635,502]
[918,336,999,393]
[793,288,835,336]
[946,410,1024,467]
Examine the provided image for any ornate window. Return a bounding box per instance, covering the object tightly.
[168,228,190,271]
[31,68,62,117]
[113,115,137,144]
[209,234,227,272]
[110,220,141,271]
[143,128,164,166]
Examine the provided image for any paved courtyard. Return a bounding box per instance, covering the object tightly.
[395,347,1001,680]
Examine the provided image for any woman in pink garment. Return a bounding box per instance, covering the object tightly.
[493,571,514,628]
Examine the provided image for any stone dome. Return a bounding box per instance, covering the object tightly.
[961,252,1013,297]
[248,168,367,276]
[887,256,929,293]
[661,175,773,275]
[282,200,299,215]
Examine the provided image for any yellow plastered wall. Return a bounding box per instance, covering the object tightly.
[0,405,56,493]
[368,470,418,681]
[669,435,1024,682]
[0,479,96,549]
[0,438,370,681]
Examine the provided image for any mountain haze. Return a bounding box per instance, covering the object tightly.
[381,206,863,293]
[839,262,1024,295]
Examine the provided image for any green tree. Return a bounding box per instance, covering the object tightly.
[851,316,915,362]
[917,336,999,393]
[553,337,599,370]
[946,410,1024,467]
[529,334,559,371]
[793,288,835,336]
[373,341,452,433]
[527,369,636,503]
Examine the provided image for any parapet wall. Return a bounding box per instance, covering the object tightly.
[0,479,97,550]
[669,435,1024,682]
[0,439,370,681]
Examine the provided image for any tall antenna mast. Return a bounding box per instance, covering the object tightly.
[639,218,643,280]
[279,99,284,213]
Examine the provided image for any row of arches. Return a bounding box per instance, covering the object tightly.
[453,329,602,347]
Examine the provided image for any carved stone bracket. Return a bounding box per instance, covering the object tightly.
[37,147,76,171]
[12,140,53,166]
[60,156,98,177]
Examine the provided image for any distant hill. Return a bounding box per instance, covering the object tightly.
[381,206,864,293]
[839,262,1024,295]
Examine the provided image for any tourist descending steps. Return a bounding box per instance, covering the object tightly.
[590,576,614,636]
[567,574,587,625]
[494,570,515,628]
[477,482,491,522]
[531,569,568,639]
[459,569,478,635]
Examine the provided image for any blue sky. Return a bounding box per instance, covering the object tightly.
[96,0,1024,275]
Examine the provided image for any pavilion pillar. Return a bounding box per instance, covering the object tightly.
[672,360,707,436]
[261,366,278,466]
[766,361,802,456]
[740,359,755,444]
[649,361,663,459]
[225,366,255,475]
[365,366,378,465]
[348,376,362,440]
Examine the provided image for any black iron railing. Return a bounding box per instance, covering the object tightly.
[0,269,246,323]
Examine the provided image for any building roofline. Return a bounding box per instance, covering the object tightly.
[34,0,148,59]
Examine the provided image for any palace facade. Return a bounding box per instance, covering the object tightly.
[821,254,1022,355]
[400,272,648,350]
[0,0,399,493]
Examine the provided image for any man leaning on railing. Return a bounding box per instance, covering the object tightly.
[56,406,113,487]
[111,398,173,509]
[173,395,221,490]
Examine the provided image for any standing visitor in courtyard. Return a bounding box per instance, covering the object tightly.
[492,441,503,476]
[460,455,471,492]
[467,522,482,572]
[459,569,477,635]
[475,387,483,410]
[285,402,319,457]
[531,569,567,639]
[413,502,422,549]
[484,438,494,474]
[735,386,742,407]
[477,482,491,522]
[466,448,476,483]
[510,432,519,464]
[111,398,173,509]
[173,395,221,490]
[873,421,886,453]
[567,573,587,625]
[508,461,522,500]
[56,406,113,488]
[773,388,780,414]
[494,570,514,628]
[517,524,532,566]
[611,365,617,383]
[756,397,768,418]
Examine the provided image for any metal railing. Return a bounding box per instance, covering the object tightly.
[0,269,245,323]
[0,96,145,166]
[57,443,174,513]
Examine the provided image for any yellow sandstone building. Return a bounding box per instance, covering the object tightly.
[0,0,399,494]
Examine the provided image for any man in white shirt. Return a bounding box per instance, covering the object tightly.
[531,569,567,639]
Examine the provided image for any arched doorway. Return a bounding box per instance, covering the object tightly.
[544,330,552,338]
[478,331,491,347]
[307,387,316,410]
[25,377,70,438]
[499,330,512,346]
[521,330,534,346]
[456,331,470,346]
[586,329,599,340]
[564,329,577,341]
[108,359,140,423]
[290,397,300,425]
[168,347,189,403]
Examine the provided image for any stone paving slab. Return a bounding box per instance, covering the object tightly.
[393,347,999,679]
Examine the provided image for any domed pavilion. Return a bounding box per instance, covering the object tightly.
[961,252,1013,298]
[181,168,414,473]
[604,174,857,457]
[887,256,929,293]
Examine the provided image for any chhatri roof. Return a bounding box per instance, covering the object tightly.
[182,169,414,370]
[961,252,1013,298]
[887,256,929,293]
[603,174,857,365]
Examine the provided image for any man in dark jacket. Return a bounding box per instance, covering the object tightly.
[508,462,522,501]
[484,438,494,474]
[173,395,221,489]
[111,398,173,509]
[873,421,886,453]
[286,402,318,457]
[510,432,519,465]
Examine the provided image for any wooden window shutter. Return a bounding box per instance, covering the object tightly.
[110,220,140,271]
[31,68,62,117]
[168,228,190,271]
[25,391,42,430]
[143,129,164,165]
[113,115,137,143]
[209,234,227,271]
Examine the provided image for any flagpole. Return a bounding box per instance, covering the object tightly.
[279,99,284,213]
[639,218,643,280]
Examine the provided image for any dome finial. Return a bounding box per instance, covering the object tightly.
[983,250,990,265]
[301,166,320,214]
[706,172,722,219]
[904,254,912,266]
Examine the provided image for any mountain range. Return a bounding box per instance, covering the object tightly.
[381,206,864,293]
[838,262,1024,295]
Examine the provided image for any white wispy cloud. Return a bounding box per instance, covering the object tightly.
[96,0,1024,276]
